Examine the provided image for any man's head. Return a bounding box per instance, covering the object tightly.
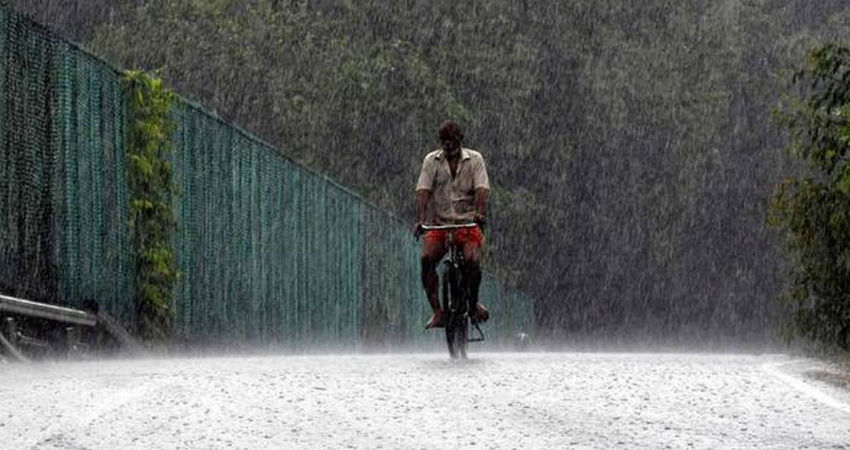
[438,120,463,157]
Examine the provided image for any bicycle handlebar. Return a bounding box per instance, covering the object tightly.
[420,223,478,231]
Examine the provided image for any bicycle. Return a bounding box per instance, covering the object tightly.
[421,223,486,359]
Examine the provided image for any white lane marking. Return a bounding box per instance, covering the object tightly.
[762,361,850,415]
[77,381,160,426]
[29,377,168,449]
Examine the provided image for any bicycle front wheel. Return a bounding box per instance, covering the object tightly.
[442,266,468,359]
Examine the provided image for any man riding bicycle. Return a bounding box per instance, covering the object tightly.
[414,121,490,329]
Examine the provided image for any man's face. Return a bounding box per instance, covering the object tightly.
[441,135,461,157]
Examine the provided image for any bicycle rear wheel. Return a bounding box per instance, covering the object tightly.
[442,266,468,359]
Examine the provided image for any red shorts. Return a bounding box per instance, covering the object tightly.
[425,226,485,248]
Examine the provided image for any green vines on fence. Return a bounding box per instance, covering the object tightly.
[122,70,179,342]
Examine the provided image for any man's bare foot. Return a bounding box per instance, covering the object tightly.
[475,303,490,323]
[425,310,445,329]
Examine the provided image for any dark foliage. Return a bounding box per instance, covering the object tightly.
[771,44,850,350]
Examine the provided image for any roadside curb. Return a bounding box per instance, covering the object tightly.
[762,360,850,415]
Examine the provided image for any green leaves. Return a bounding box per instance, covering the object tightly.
[122,70,179,343]
[839,166,850,194]
[772,44,850,351]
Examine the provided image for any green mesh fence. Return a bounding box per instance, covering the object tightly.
[170,105,368,347]
[0,7,59,303]
[0,3,534,348]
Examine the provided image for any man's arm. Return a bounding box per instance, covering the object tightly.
[414,153,435,238]
[472,155,490,223]
[474,188,488,223]
[414,189,431,238]
[416,190,432,224]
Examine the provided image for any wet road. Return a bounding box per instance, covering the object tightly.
[2,353,849,449]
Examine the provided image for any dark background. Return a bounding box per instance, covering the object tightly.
[13,0,850,347]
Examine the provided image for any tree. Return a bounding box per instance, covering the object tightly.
[771,44,850,350]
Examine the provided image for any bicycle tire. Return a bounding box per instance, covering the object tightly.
[442,264,468,359]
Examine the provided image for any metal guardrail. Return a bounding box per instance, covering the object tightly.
[0,294,97,326]
[0,294,145,361]
[97,311,146,354]
[0,331,28,362]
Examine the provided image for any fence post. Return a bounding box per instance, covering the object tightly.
[4,317,16,346]
[65,326,80,358]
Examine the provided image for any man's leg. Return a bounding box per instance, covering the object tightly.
[463,240,489,322]
[421,235,446,329]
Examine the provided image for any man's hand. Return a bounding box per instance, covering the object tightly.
[473,212,487,230]
[413,221,425,240]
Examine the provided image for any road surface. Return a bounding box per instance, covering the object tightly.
[1,352,849,449]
